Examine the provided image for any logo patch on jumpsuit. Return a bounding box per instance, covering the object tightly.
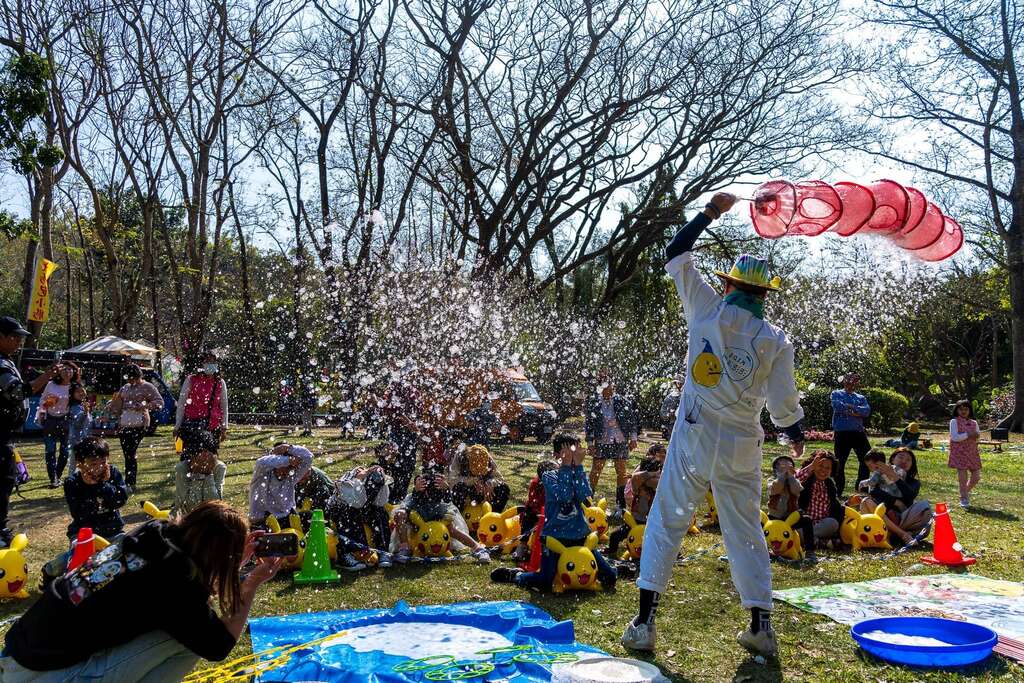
[691,339,722,388]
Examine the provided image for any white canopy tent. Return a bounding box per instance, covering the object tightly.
[67,336,160,363]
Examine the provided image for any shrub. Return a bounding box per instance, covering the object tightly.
[800,386,834,431]
[861,387,910,432]
[637,377,673,429]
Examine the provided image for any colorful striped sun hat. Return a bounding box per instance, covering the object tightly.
[714,254,782,291]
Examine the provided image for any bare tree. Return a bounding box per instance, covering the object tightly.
[397,0,864,289]
[862,0,1024,431]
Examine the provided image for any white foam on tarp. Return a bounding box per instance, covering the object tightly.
[319,622,513,660]
[861,630,954,647]
[552,657,667,683]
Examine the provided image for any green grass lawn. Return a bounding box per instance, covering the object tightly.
[2,425,1023,682]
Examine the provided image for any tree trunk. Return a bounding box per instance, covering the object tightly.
[998,232,1024,432]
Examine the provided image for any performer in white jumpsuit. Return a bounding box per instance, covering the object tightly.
[622,193,805,658]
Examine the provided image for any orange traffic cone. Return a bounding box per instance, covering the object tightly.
[520,513,544,572]
[68,527,98,571]
[921,502,976,568]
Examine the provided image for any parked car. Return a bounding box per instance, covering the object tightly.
[411,365,558,443]
[17,349,176,437]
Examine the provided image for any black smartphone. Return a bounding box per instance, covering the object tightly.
[254,532,298,558]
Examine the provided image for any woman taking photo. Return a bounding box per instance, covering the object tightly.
[36,362,80,487]
[1,500,283,682]
[111,364,165,489]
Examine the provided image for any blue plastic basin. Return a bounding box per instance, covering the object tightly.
[851,616,997,668]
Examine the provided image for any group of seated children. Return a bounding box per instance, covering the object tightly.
[766,446,930,559]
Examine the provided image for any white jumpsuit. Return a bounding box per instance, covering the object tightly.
[637,252,804,610]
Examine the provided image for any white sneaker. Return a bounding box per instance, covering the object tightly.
[621,619,656,651]
[737,628,778,658]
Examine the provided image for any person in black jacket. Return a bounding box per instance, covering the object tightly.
[584,371,638,519]
[1,501,283,681]
[63,437,130,540]
[0,316,58,548]
[795,451,844,545]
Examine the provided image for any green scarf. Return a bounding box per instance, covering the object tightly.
[724,291,765,319]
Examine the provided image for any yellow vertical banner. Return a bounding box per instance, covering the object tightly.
[27,257,58,323]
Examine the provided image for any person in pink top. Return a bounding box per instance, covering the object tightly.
[948,399,982,508]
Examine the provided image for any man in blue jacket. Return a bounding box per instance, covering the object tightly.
[831,373,871,495]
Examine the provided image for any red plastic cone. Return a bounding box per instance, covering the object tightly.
[922,502,976,568]
[68,527,97,571]
[520,513,544,572]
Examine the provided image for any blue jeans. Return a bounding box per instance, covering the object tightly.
[0,631,199,682]
[515,536,617,590]
[42,422,70,484]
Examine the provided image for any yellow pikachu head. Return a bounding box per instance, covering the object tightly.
[546,533,602,593]
[760,510,805,560]
[463,500,492,535]
[476,507,520,553]
[840,504,892,551]
[408,511,453,558]
[705,489,718,524]
[0,534,30,599]
[621,511,646,561]
[583,498,609,541]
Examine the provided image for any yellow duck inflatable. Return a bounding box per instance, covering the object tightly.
[463,500,491,537]
[583,498,609,543]
[840,504,892,551]
[476,507,520,554]
[546,533,603,593]
[408,511,453,558]
[0,534,29,599]
[620,511,645,561]
[760,511,805,561]
[141,501,170,520]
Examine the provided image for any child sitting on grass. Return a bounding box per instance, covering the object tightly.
[858,450,903,501]
[766,454,816,561]
[510,459,559,562]
[327,455,393,565]
[795,450,844,548]
[491,433,617,590]
[173,430,226,516]
[608,443,665,557]
[392,466,490,564]
[248,442,313,528]
[63,437,130,541]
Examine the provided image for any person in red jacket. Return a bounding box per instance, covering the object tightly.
[510,459,558,562]
[174,351,229,444]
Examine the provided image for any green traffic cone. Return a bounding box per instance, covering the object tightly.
[294,509,340,584]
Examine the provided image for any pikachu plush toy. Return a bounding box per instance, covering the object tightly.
[841,504,892,551]
[759,511,805,561]
[546,533,603,593]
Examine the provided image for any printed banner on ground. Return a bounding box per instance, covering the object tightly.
[774,573,1024,660]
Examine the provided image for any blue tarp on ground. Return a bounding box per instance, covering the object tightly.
[249,600,607,682]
